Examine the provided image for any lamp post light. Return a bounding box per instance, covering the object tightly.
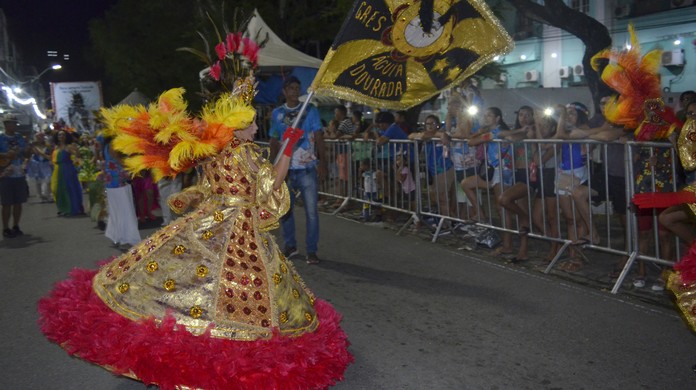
[23,64,62,84]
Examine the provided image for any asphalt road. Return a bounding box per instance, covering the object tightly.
[2,199,695,389]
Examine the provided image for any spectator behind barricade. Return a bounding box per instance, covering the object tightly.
[498,106,536,263]
[27,132,54,203]
[394,152,416,212]
[51,129,84,217]
[359,158,383,222]
[676,90,696,123]
[531,112,561,262]
[373,111,409,204]
[329,105,356,208]
[352,110,366,133]
[395,111,412,134]
[459,107,512,242]
[352,112,374,198]
[552,102,591,272]
[570,96,631,277]
[447,82,485,220]
[410,114,456,228]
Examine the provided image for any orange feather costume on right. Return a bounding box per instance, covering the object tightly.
[596,25,696,330]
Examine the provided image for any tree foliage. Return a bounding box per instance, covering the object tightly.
[88,0,202,106]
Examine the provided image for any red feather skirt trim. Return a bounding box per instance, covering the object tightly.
[38,267,353,390]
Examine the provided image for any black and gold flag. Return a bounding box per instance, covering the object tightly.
[310,0,514,110]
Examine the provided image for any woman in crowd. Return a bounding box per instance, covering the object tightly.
[531,113,561,262]
[411,114,456,226]
[460,106,512,255]
[51,129,84,216]
[497,106,536,262]
[552,102,591,271]
[26,131,53,203]
[447,83,484,221]
[99,133,141,248]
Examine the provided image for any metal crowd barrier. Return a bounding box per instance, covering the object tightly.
[314,135,685,294]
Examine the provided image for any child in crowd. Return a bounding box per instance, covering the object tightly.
[395,152,416,212]
[360,158,382,222]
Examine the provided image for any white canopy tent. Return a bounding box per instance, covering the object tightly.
[246,9,323,70]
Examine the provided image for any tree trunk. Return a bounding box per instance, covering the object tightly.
[505,0,614,112]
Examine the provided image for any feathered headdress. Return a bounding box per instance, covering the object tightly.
[101,20,261,183]
[591,24,682,140]
[101,77,256,182]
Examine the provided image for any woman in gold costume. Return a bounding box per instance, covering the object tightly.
[38,78,353,389]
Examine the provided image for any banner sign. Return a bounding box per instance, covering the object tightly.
[50,81,104,134]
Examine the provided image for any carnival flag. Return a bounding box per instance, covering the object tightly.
[310,0,513,110]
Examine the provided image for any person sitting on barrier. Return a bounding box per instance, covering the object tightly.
[410,114,456,227]
[460,107,512,255]
[498,106,536,263]
[447,82,484,221]
[530,113,561,262]
[552,102,591,272]
[570,96,630,277]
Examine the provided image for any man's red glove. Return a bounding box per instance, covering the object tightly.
[282,127,304,157]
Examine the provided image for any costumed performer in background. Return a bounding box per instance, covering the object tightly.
[591,24,696,328]
[38,73,353,389]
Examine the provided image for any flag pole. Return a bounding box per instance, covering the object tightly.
[273,90,315,164]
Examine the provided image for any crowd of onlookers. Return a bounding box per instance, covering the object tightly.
[4,83,696,290]
[0,116,190,249]
[320,87,696,291]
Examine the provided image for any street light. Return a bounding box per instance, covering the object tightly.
[23,64,62,84]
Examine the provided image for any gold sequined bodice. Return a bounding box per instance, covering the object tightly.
[204,139,258,202]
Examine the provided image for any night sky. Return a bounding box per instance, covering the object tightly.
[0,0,118,83]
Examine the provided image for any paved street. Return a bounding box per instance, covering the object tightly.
[2,197,696,389]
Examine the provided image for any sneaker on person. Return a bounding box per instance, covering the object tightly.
[632,277,646,288]
[3,228,16,238]
[12,225,23,236]
[306,253,320,264]
[651,279,665,292]
[283,246,299,258]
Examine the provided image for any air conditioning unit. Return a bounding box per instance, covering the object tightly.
[662,49,685,66]
[671,0,694,9]
[614,4,631,18]
[524,70,539,82]
[574,64,585,77]
[559,66,573,79]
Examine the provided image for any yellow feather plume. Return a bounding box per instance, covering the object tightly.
[201,93,255,131]
[158,87,187,112]
[101,85,257,179]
